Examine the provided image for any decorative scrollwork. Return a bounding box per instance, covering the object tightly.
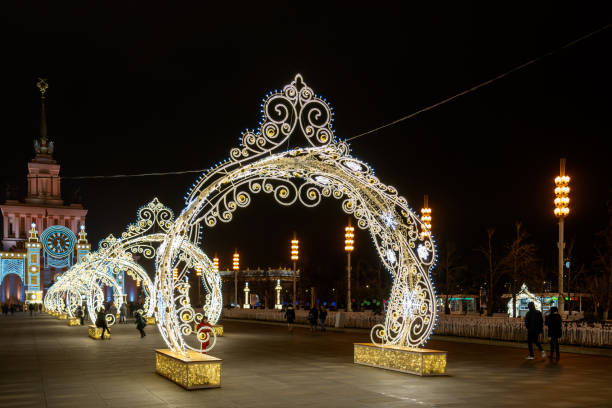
[157,75,438,357]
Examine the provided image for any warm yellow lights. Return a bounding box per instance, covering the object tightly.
[172,267,178,280]
[232,252,239,271]
[195,265,202,277]
[420,195,432,238]
[290,239,299,261]
[353,343,446,376]
[344,225,354,252]
[213,256,219,273]
[88,325,111,339]
[554,173,570,218]
[136,278,141,287]
[155,349,221,390]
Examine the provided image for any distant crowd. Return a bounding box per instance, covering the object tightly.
[2,302,43,315]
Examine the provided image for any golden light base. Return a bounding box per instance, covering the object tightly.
[354,343,446,376]
[68,317,81,326]
[58,313,68,320]
[155,349,221,390]
[145,316,156,325]
[88,325,111,339]
[212,325,223,337]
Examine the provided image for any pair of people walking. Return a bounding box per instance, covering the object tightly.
[525,302,562,361]
[308,305,328,332]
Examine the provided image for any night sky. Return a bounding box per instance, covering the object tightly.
[1,4,611,289]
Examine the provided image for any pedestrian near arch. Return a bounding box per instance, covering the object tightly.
[524,302,545,359]
[546,306,562,362]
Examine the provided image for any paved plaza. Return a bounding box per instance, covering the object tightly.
[1,313,611,408]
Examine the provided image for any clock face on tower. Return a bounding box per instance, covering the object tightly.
[46,231,71,256]
[40,225,76,260]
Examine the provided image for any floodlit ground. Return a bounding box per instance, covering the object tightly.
[1,312,611,407]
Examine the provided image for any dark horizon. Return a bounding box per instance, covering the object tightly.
[1,3,611,294]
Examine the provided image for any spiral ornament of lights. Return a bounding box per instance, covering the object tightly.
[95,198,222,329]
[156,74,438,356]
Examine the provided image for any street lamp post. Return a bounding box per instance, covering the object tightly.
[232,251,240,306]
[290,234,299,307]
[421,195,432,238]
[345,220,354,312]
[195,264,202,306]
[213,255,219,273]
[554,158,570,315]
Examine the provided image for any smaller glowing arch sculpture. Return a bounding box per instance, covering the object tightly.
[43,198,222,338]
[156,74,438,356]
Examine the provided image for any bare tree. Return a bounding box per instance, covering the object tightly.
[477,228,500,316]
[499,222,540,317]
[439,242,467,314]
[593,202,612,320]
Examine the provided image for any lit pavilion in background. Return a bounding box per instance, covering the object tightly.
[0,79,88,304]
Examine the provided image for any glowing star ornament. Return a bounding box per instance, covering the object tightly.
[417,244,429,261]
[156,74,438,355]
[381,211,398,230]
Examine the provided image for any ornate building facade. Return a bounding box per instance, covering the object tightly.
[0,79,89,304]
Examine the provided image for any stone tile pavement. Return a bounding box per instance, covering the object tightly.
[1,312,611,407]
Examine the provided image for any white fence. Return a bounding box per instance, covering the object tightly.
[222,309,612,348]
[221,308,383,329]
[436,315,612,347]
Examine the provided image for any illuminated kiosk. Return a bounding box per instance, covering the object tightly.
[154,74,444,389]
[507,283,542,317]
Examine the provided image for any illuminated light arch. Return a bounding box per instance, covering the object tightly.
[156,74,438,356]
[43,198,222,334]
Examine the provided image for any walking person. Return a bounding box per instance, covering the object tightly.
[308,304,319,332]
[119,302,127,324]
[524,302,545,359]
[319,305,327,332]
[545,306,562,362]
[135,311,147,338]
[77,305,84,326]
[95,309,111,339]
[284,305,295,333]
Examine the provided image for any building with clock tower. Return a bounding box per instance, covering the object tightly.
[0,79,89,305]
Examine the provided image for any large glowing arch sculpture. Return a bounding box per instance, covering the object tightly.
[156,74,438,356]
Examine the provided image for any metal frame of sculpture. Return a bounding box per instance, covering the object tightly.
[155,74,438,356]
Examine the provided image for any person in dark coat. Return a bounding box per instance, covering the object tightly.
[284,305,295,333]
[524,302,544,359]
[77,305,84,326]
[95,309,111,339]
[545,306,562,362]
[135,311,147,338]
[308,305,319,332]
[319,305,328,332]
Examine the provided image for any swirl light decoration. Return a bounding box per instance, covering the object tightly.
[44,198,222,333]
[156,74,438,356]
